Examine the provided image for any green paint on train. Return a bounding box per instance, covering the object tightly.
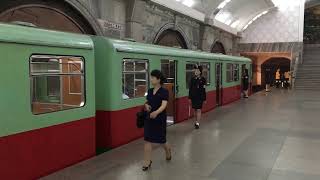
[92,36,251,111]
[0,23,251,138]
[0,23,96,137]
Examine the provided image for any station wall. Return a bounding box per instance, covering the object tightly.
[0,0,238,54]
[238,0,305,87]
[29,0,237,54]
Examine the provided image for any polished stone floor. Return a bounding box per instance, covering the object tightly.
[42,89,320,180]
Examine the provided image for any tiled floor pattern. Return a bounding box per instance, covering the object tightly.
[42,90,320,180]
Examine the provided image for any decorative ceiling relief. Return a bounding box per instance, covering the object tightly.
[241,0,305,43]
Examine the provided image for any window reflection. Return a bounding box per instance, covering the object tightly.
[122,59,148,99]
[30,55,85,115]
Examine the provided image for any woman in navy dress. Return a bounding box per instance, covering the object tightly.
[143,69,172,171]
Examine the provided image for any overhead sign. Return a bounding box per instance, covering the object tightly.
[98,19,123,31]
[98,19,125,38]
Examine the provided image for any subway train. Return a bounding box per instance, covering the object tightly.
[0,23,251,179]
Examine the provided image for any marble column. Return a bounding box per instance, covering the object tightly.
[125,0,146,42]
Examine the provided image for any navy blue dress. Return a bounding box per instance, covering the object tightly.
[144,87,169,144]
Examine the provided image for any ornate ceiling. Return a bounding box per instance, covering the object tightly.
[191,0,275,31]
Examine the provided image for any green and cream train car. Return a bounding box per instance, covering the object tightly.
[0,23,96,179]
[93,37,252,150]
[0,23,251,179]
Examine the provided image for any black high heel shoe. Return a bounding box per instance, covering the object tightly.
[142,161,152,171]
[166,149,172,161]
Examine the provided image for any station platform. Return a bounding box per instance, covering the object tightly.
[41,90,320,180]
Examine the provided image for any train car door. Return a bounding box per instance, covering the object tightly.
[215,63,223,106]
[161,60,177,126]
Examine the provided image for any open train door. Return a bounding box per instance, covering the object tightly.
[161,60,177,126]
[216,63,223,106]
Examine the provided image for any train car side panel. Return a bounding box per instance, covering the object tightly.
[93,37,251,148]
[0,34,96,180]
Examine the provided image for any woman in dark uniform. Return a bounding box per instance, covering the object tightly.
[143,70,171,171]
[265,68,272,92]
[188,65,206,129]
[242,69,249,98]
[275,69,280,88]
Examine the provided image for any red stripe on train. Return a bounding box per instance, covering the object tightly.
[0,117,95,180]
[96,86,242,149]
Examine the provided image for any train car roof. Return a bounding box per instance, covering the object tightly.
[107,38,251,63]
[0,23,93,50]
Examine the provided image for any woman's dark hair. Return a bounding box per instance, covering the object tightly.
[193,65,203,75]
[151,69,166,84]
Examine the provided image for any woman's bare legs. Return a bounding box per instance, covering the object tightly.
[196,109,202,123]
[195,109,202,129]
[244,90,249,97]
[144,142,152,166]
[162,142,171,159]
[144,142,171,166]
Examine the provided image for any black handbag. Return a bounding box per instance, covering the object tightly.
[136,110,148,128]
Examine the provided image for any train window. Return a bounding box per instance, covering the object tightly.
[226,63,233,82]
[122,59,149,99]
[226,63,240,82]
[161,60,175,83]
[30,55,85,115]
[200,62,210,85]
[233,64,239,81]
[186,62,197,88]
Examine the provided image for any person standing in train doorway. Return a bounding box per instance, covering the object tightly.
[143,70,172,171]
[188,65,206,129]
[242,69,249,98]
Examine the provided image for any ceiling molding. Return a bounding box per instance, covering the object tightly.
[150,0,205,22]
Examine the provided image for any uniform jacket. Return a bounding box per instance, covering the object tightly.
[188,76,206,101]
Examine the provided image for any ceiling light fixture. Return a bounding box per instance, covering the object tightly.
[230,20,240,28]
[225,19,232,25]
[215,11,232,24]
[271,0,300,11]
[242,10,269,31]
[182,0,194,7]
[217,0,232,9]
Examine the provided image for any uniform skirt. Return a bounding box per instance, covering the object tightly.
[144,113,167,144]
[192,99,203,109]
[243,83,249,91]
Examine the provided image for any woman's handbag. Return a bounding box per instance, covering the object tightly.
[136,110,148,128]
